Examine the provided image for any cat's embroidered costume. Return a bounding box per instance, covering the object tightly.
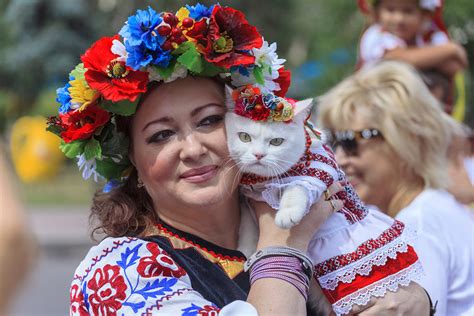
[235,91,422,315]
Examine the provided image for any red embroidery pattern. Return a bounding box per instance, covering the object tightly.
[314,220,406,277]
[137,243,186,278]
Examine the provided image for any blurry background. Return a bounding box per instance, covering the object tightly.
[0,0,472,315]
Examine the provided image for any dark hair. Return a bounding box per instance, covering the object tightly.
[90,77,227,239]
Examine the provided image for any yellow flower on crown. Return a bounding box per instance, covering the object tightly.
[69,77,100,112]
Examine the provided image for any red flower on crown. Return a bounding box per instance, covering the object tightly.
[274,67,291,97]
[199,6,263,69]
[59,105,110,143]
[81,35,149,103]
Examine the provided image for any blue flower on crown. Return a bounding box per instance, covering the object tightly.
[124,41,171,70]
[119,6,164,50]
[185,3,215,20]
[56,78,72,114]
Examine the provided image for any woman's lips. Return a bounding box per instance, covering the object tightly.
[180,165,218,183]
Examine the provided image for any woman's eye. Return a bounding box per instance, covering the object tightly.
[238,132,251,143]
[269,138,284,146]
[147,130,175,143]
[199,115,223,127]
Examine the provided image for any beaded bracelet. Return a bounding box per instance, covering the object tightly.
[244,246,314,280]
[248,255,310,300]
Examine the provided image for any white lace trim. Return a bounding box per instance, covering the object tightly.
[332,260,423,316]
[318,226,417,290]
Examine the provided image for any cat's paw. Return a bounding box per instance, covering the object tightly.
[275,208,304,229]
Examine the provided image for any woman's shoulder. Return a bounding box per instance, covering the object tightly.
[72,236,187,281]
[396,189,473,233]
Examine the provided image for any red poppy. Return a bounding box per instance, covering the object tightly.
[81,35,149,102]
[274,67,291,97]
[137,243,186,278]
[59,105,110,143]
[200,6,263,69]
[87,264,127,316]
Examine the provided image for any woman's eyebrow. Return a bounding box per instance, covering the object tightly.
[190,103,224,117]
[142,117,173,132]
[142,103,224,132]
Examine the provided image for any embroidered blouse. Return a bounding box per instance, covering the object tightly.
[70,222,258,315]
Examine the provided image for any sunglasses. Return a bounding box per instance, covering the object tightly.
[329,128,383,156]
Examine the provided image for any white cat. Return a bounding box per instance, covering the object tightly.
[225,85,420,315]
[225,85,366,230]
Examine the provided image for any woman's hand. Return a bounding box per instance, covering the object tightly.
[251,182,344,252]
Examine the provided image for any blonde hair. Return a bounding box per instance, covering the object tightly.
[316,61,454,189]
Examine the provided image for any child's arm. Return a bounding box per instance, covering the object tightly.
[384,42,468,75]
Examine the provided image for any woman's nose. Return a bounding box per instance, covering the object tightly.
[179,133,208,161]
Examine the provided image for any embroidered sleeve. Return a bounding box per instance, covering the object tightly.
[70,237,257,315]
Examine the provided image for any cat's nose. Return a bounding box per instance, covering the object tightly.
[254,153,266,160]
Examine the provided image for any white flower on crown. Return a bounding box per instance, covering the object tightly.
[252,39,286,75]
[148,64,188,83]
[111,39,128,62]
[419,0,441,11]
[77,154,104,182]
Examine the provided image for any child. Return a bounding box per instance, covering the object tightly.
[357,0,468,111]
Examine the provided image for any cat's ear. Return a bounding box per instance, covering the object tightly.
[224,85,235,111]
[293,98,313,122]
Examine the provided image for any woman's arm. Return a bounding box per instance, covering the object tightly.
[247,183,343,316]
[384,42,468,74]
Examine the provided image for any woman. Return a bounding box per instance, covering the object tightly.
[317,60,474,316]
[48,4,430,315]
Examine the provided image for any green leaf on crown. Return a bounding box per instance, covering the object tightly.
[84,138,102,160]
[100,98,138,116]
[95,157,130,180]
[151,59,178,80]
[173,41,195,55]
[177,44,204,73]
[59,139,87,158]
[253,66,265,85]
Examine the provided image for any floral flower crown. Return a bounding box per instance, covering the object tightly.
[232,85,295,123]
[47,3,291,184]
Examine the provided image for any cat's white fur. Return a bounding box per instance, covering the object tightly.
[225,86,314,228]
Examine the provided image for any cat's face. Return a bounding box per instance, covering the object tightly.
[224,87,313,177]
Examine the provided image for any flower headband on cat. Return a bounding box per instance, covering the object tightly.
[47,3,291,182]
[231,85,295,123]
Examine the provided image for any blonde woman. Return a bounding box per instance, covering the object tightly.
[317,61,474,316]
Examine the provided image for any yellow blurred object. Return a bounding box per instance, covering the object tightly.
[452,72,466,122]
[10,116,65,183]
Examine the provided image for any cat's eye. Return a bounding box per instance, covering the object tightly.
[269,138,284,146]
[238,132,251,143]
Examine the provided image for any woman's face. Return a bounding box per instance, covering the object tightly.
[376,0,426,43]
[333,113,404,211]
[130,77,239,212]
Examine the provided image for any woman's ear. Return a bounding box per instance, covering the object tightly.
[294,98,313,122]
